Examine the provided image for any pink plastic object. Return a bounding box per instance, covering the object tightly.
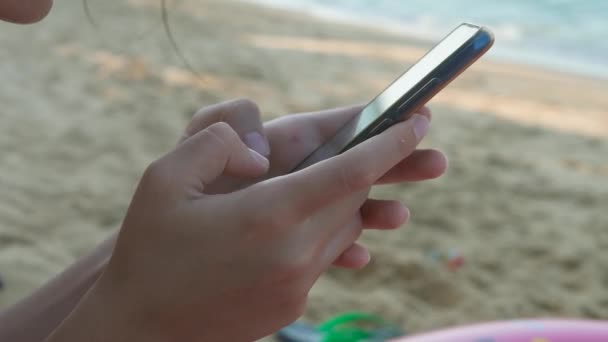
[391,319,608,342]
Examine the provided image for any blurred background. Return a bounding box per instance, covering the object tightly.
[0,0,606,336]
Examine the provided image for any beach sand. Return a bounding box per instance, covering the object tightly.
[0,0,607,337]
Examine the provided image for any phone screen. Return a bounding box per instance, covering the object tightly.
[292,24,482,172]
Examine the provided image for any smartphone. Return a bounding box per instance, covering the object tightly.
[291,23,494,172]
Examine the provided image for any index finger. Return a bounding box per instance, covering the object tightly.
[263,113,430,223]
[265,105,431,175]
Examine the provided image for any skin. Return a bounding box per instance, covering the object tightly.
[47,101,439,342]
[0,2,448,341]
[0,0,53,23]
[0,101,446,342]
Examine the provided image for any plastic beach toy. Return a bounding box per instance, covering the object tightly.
[391,319,608,342]
[276,312,403,342]
[278,317,608,342]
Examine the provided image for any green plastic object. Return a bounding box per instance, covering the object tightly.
[317,312,402,342]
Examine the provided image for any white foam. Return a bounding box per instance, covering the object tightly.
[241,0,608,80]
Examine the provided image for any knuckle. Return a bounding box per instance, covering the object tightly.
[143,159,166,180]
[265,212,287,232]
[395,133,416,157]
[238,193,293,234]
[191,106,207,120]
[184,106,213,133]
[348,222,363,243]
[239,211,270,235]
[340,164,376,192]
[207,121,233,135]
[244,187,299,231]
[232,97,261,116]
[206,122,240,147]
[270,252,314,292]
[345,214,364,243]
[258,208,294,233]
[141,158,174,189]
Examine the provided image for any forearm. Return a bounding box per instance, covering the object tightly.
[0,233,116,342]
[43,277,166,342]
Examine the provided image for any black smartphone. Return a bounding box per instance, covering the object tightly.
[291,23,494,172]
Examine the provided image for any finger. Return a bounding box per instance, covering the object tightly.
[417,106,432,120]
[311,188,371,247]
[179,98,270,157]
[332,243,370,269]
[321,215,364,268]
[360,199,409,229]
[376,149,448,184]
[263,105,431,175]
[327,200,410,269]
[302,105,431,143]
[170,122,269,191]
[267,113,429,223]
[263,105,363,175]
[301,105,365,144]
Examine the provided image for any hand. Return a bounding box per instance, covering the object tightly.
[47,100,437,342]
[179,99,447,268]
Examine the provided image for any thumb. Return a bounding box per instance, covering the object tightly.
[179,98,270,157]
[171,122,269,190]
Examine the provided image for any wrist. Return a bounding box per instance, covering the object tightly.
[45,274,162,342]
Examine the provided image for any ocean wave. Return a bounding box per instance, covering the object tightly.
[243,0,608,80]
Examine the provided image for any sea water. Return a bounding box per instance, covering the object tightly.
[250,0,608,79]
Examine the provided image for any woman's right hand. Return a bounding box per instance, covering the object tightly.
[180,99,445,268]
[47,105,429,342]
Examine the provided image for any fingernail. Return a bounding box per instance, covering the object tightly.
[362,251,371,265]
[249,148,269,169]
[243,132,270,157]
[412,114,429,141]
[357,251,371,268]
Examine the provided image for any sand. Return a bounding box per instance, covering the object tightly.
[0,0,607,337]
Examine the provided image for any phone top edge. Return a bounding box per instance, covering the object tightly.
[461,22,481,29]
[478,27,496,47]
[289,23,495,172]
[386,28,494,125]
[340,25,494,150]
[379,24,492,121]
[379,25,480,104]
